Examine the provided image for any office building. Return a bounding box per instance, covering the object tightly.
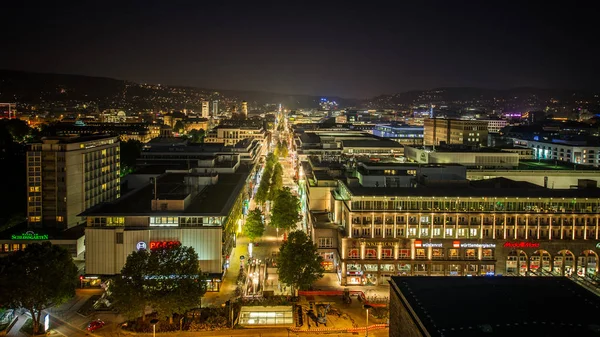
[424,118,488,146]
[306,170,600,285]
[480,119,508,133]
[389,276,600,337]
[201,101,210,118]
[82,163,251,291]
[404,145,520,169]
[27,135,120,230]
[205,122,268,147]
[48,121,161,143]
[372,124,424,146]
[513,138,600,167]
[241,101,248,118]
[212,100,219,116]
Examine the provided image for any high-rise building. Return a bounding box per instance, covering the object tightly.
[26,135,120,230]
[424,118,488,146]
[241,101,248,118]
[201,101,210,118]
[212,100,219,116]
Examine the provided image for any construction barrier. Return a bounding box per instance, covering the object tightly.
[289,323,389,333]
[297,290,388,307]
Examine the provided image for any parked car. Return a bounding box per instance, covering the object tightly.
[87,319,105,332]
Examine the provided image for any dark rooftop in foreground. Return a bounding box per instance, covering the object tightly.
[344,177,600,198]
[390,276,600,337]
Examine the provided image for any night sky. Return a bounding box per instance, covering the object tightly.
[1,1,598,98]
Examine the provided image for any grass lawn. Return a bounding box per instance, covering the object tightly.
[19,318,43,336]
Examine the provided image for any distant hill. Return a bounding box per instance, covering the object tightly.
[0,70,358,112]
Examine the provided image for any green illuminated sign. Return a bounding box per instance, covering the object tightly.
[11,231,49,240]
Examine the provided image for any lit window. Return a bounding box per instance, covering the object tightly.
[56,216,64,222]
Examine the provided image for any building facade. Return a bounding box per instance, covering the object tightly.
[312,178,600,286]
[424,118,488,146]
[27,136,120,230]
[513,138,600,167]
[205,124,268,146]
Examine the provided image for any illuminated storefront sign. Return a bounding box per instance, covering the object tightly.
[461,243,496,248]
[11,231,49,240]
[414,240,442,248]
[149,241,181,250]
[503,241,541,249]
[596,242,600,249]
[136,241,147,250]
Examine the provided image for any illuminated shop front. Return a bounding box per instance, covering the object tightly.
[238,306,294,326]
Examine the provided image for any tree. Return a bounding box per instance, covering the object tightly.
[120,139,143,176]
[188,129,205,143]
[268,163,283,201]
[255,165,273,205]
[244,209,265,242]
[111,244,206,325]
[270,187,301,232]
[111,249,151,321]
[280,140,289,158]
[147,244,206,324]
[0,243,78,335]
[277,231,324,295]
[173,120,185,134]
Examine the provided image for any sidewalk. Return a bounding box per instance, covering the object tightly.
[6,314,27,337]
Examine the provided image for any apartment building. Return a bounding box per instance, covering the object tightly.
[27,135,120,230]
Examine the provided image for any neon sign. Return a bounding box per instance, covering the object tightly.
[460,243,496,248]
[414,240,442,248]
[136,241,147,250]
[149,241,181,250]
[11,231,49,240]
[503,242,540,249]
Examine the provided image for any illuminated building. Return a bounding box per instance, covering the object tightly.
[201,100,210,118]
[205,123,268,148]
[82,163,250,291]
[424,118,488,146]
[49,121,161,143]
[513,138,600,167]
[404,145,520,169]
[212,100,219,116]
[372,124,424,146]
[241,101,248,118]
[26,135,120,230]
[306,163,600,286]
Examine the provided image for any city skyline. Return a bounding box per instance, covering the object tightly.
[1,2,599,98]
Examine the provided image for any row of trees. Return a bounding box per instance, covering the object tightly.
[274,140,289,158]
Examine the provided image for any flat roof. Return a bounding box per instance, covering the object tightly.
[390,276,600,337]
[341,139,403,148]
[83,166,250,216]
[344,177,600,198]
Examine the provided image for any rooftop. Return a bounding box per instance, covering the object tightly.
[341,139,403,148]
[344,177,600,198]
[38,134,117,144]
[390,276,600,337]
[83,166,250,216]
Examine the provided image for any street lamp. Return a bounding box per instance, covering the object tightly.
[150,318,159,337]
[363,304,373,337]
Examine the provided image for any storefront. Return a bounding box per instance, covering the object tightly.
[238,306,294,326]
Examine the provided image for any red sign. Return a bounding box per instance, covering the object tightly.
[452,240,460,248]
[414,240,422,248]
[503,242,540,249]
[149,241,181,250]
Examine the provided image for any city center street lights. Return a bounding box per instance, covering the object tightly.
[150,318,159,337]
[363,304,373,337]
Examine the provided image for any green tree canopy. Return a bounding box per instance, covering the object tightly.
[120,139,143,175]
[255,164,273,205]
[0,242,78,334]
[270,187,301,232]
[277,231,324,295]
[244,209,265,242]
[173,120,185,134]
[188,129,205,143]
[268,163,283,201]
[111,244,206,324]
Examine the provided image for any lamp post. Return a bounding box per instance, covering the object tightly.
[363,304,373,337]
[150,318,159,337]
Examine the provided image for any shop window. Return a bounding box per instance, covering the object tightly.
[413,264,428,272]
[364,264,378,272]
[398,249,410,259]
[415,248,426,259]
[431,264,444,273]
[348,249,359,259]
[365,249,377,259]
[382,248,393,259]
[432,248,444,259]
[465,249,477,259]
[482,249,494,260]
[448,248,459,259]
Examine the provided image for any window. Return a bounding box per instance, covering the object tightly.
[482,249,494,260]
[415,248,426,259]
[420,228,429,236]
[432,248,444,259]
[348,248,360,259]
[382,248,393,259]
[445,228,453,236]
[408,228,417,236]
[116,233,123,244]
[365,249,377,259]
[448,248,459,259]
[29,216,41,222]
[399,249,410,259]
[465,249,477,259]
[433,228,441,236]
[318,237,333,248]
[56,216,64,222]
[457,228,466,237]
[29,186,41,193]
[469,228,478,237]
[150,217,178,227]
